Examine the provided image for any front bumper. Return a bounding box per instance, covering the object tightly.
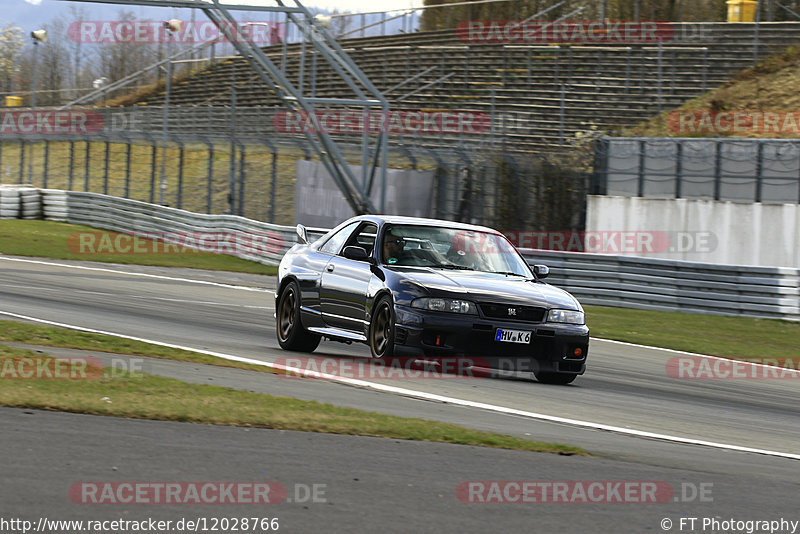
[393,304,589,375]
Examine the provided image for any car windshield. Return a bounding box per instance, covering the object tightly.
[382,225,532,277]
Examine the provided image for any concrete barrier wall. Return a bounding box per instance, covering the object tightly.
[586,195,800,268]
[294,160,435,228]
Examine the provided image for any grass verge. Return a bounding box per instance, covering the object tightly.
[585,305,799,361]
[0,320,277,374]
[0,344,585,456]
[0,220,278,275]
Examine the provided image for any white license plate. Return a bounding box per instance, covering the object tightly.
[495,328,531,344]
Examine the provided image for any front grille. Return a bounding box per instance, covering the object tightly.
[479,302,546,323]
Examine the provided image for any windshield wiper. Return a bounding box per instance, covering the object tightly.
[434,264,475,270]
[493,271,531,278]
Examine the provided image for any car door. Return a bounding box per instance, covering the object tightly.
[320,222,378,332]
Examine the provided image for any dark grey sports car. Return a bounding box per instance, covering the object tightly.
[275,215,589,384]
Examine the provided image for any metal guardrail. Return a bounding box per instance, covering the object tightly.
[520,249,800,322]
[3,187,797,321]
[27,188,325,266]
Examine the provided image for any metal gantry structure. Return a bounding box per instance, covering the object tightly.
[57,0,388,215]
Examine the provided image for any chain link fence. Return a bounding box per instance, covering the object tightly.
[595,137,800,204]
[0,131,590,232]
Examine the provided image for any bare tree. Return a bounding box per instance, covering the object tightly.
[66,5,92,100]
[95,9,159,86]
[35,20,71,105]
[329,9,353,39]
[0,22,24,95]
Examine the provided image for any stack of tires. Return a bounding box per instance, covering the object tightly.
[0,186,42,219]
[41,189,68,221]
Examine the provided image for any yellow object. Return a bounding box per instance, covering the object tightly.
[726,0,758,22]
[5,96,22,107]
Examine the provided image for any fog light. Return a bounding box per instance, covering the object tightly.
[573,347,583,357]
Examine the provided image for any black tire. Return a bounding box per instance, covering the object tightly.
[534,371,577,385]
[276,280,321,352]
[369,296,397,361]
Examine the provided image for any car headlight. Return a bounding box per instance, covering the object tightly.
[546,309,585,325]
[411,297,478,315]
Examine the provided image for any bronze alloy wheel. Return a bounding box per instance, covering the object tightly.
[370,297,395,359]
[275,280,321,352]
[277,285,296,343]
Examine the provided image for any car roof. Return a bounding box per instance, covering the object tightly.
[351,215,501,234]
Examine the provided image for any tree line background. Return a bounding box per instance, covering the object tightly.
[0,6,255,107]
[0,4,377,107]
[4,0,800,107]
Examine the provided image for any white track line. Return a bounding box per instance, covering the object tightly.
[0,256,271,292]
[591,338,800,376]
[1,309,798,462]
[0,283,272,310]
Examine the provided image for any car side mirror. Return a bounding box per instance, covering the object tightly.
[296,224,309,245]
[343,246,375,264]
[533,264,549,279]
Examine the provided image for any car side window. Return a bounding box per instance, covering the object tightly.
[342,223,378,257]
[318,222,360,255]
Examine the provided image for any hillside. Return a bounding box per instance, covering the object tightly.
[625,46,800,138]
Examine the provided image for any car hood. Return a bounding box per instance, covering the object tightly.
[389,267,581,310]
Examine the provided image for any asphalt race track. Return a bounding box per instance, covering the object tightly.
[1,256,799,533]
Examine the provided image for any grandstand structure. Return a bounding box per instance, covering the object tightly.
[128,22,800,152]
[14,11,800,228]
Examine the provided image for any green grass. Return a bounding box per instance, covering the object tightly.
[585,305,800,361]
[0,220,278,275]
[0,320,279,374]
[0,344,585,456]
